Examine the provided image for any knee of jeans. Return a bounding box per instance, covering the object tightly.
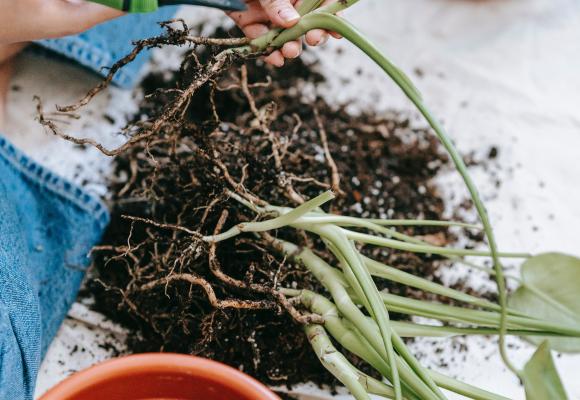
[0,300,41,400]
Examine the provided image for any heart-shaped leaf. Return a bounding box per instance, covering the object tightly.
[509,253,580,352]
[522,341,568,400]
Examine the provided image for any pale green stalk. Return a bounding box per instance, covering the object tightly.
[344,230,527,258]
[236,0,325,54]
[298,289,509,400]
[293,214,480,236]
[305,324,371,400]
[361,233,538,321]
[239,4,518,374]
[246,201,526,314]
[211,0,534,391]
[227,197,475,230]
[278,236,580,399]
[297,0,325,14]
[235,206,518,258]
[228,194,527,319]
[202,191,334,242]
[300,288,437,400]
[296,286,570,338]
[230,0,358,57]
[356,372,399,399]
[390,331,447,400]
[280,239,580,337]
[284,237,446,400]
[363,256,512,314]
[256,210,481,230]
[389,322,572,339]
[309,225,405,400]
[325,231,446,400]
[219,195,576,398]
[372,292,580,337]
[317,0,361,14]
[307,324,406,400]
[365,219,481,229]
[293,11,518,375]
[280,241,439,400]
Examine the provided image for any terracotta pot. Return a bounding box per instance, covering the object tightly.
[40,353,280,400]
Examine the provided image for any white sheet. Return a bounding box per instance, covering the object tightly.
[5,1,580,398]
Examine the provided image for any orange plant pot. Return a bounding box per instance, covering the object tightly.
[40,353,280,400]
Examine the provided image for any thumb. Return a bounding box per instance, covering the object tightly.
[59,1,124,32]
[258,0,300,28]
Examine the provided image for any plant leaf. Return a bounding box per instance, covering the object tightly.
[509,253,580,352]
[522,341,568,400]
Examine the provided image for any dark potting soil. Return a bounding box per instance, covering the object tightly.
[86,38,487,389]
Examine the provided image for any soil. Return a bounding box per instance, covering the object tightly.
[78,26,487,390]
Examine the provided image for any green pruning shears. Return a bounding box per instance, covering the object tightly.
[89,0,246,13]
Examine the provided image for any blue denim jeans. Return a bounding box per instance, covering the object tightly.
[0,8,177,399]
[38,8,178,88]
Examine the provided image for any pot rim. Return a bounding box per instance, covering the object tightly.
[39,353,280,400]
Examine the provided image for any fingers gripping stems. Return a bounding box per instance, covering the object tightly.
[259,0,301,27]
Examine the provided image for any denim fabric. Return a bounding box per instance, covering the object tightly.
[0,135,109,400]
[2,7,184,399]
[36,7,179,88]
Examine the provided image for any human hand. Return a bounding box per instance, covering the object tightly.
[0,0,124,45]
[227,0,340,67]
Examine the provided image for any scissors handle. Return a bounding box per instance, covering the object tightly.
[89,0,246,12]
[88,0,155,12]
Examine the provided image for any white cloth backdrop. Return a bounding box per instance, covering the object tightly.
[4,1,579,398]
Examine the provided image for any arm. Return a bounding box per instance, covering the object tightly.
[0,0,124,44]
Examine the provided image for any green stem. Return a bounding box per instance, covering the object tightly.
[300,290,509,400]
[343,229,527,258]
[225,0,524,384]
[321,216,481,230]
[202,190,334,242]
[279,12,519,375]
[284,287,570,338]
[305,324,371,400]
[281,244,580,337]
[247,198,481,230]
[371,291,580,337]
[253,207,524,258]
[315,225,405,400]
[244,0,325,51]
[362,256,518,315]
[257,206,481,230]
[388,322,575,338]
[290,221,525,258]
[302,292,436,400]
[297,0,325,14]
[391,331,447,400]
[317,0,361,14]
[281,241,439,400]
[326,233,447,400]
[234,198,528,319]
